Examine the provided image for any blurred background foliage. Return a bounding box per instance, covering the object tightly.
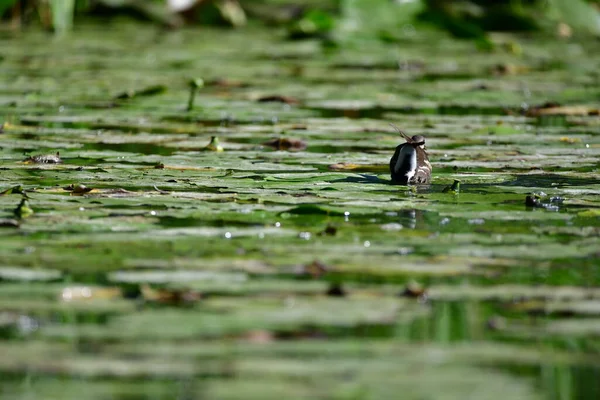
[0,0,599,42]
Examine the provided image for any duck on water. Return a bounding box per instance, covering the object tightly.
[389,125,432,185]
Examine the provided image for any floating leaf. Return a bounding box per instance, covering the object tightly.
[328,162,377,171]
[0,185,24,196]
[140,284,203,306]
[578,209,600,217]
[0,267,61,281]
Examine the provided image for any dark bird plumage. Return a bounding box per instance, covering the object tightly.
[389,125,432,185]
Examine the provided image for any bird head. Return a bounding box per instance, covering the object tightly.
[390,123,426,149]
[410,135,426,149]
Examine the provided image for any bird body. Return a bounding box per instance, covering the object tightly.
[389,127,432,185]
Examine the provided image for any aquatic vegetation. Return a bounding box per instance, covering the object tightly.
[0,18,600,400]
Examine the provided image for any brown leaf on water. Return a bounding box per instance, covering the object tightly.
[84,188,139,199]
[491,63,529,76]
[257,95,300,105]
[328,162,360,170]
[243,330,274,344]
[328,163,387,172]
[559,137,582,144]
[140,284,203,306]
[527,103,599,116]
[262,137,307,151]
[400,281,427,298]
[298,260,330,278]
[506,299,549,316]
[286,123,307,130]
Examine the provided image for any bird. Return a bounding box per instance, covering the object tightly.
[389,125,432,185]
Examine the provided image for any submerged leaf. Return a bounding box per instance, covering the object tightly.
[262,137,307,151]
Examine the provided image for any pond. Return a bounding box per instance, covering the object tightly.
[1,19,600,400]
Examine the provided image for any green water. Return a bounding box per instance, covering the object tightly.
[1,20,600,400]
